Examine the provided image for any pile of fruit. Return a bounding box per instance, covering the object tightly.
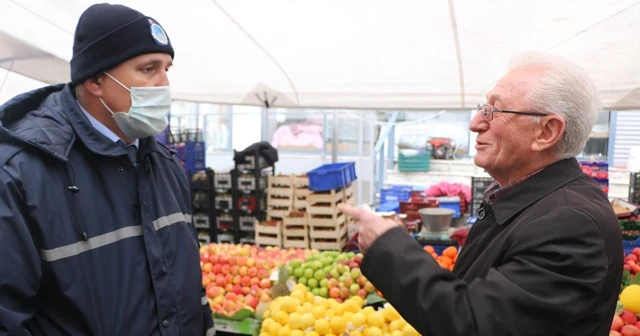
[624,248,640,277]
[423,245,458,271]
[260,283,420,336]
[611,284,640,335]
[286,251,380,301]
[200,243,317,316]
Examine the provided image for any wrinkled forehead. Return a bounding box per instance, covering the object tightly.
[486,66,546,108]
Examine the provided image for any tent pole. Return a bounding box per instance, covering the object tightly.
[332,110,338,163]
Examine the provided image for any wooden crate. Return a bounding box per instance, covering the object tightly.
[268,194,294,207]
[293,175,309,189]
[309,222,347,240]
[308,204,342,216]
[308,212,346,227]
[267,208,291,220]
[255,220,282,247]
[311,234,348,251]
[283,235,309,248]
[308,188,345,204]
[268,175,294,196]
[294,197,308,210]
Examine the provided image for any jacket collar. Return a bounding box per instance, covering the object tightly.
[491,158,585,225]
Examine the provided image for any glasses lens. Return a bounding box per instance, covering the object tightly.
[481,105,491,120]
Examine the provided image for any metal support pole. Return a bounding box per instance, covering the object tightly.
[332,110,338,163]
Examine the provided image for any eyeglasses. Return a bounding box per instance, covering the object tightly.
[477,104,550,121]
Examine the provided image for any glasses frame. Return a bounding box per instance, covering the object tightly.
[477,104,549,121]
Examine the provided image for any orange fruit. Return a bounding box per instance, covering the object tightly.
[423,246,435,254]
[440,256,453,266]
[431,253,438,259]
[443,246,458,259]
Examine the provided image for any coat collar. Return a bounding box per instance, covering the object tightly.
[491,158,586,225]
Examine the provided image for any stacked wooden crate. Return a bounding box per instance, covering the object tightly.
[308,183,355,250]
[254,220,282,248]
[266,175,294,220]
[293,174,309,212]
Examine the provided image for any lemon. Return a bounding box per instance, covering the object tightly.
[364,327,383,336]
[288,312,302,330]
[291,289,306,303]
[273,310,289,325]
[351,312,366,328]
[342,311,354,321]
[268,321,283,336]
[349,331,363,336]
[291,331,304,336]
[383,305,402,322]
[343,300,360,314]
[391,331,403,336]
[262,318,275,330]
[402,324,419,336]
[281,297,298,313]
[305,292,315,303]
[312,305,327,319]
[306,332,320,336]
[367,311,385,328]
[329,316,347,333]
[620,284,640,314]
[389,320,402,332]
[314,319,331,335]
[362,306,375,316]
[278,325,292,336]
[260,333,271,336]
[301,313,315,329]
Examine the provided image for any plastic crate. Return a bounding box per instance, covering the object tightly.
[169,141,206,172]
[307,162,357,192]
[624,238,640,255]
[375,202,399,213]
[398,151,430,172]
[380,185,413,202]
[437,196,461,218]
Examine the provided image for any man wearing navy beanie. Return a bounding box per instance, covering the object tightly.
[0,3,215,336]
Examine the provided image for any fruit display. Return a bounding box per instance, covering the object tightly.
[260,283,420,336]
[423,245,458,271]
[286,251,380,301]
[624,248,640,277]
[200,243,317,316]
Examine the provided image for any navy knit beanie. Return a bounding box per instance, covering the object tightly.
[70,3,175,85]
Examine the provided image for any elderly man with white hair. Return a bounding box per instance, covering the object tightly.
[339,52,623,336]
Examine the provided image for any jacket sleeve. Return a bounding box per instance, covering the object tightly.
[361,207,610,336]
[0,168,41,335]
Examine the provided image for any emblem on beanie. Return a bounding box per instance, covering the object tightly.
[149,19,169,46]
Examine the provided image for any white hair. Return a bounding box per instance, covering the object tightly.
[508,52,601,159]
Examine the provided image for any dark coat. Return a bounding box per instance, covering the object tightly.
[0,84,214,336]
[362,158,623,336]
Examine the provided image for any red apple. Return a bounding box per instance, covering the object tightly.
[627,254,639,262]
[610,331,621,336]
[632,265,640,274]
[202,263,213,273]
[621,310,638,325]
[357,289,367,299]
[633,247,640,257]
[612,315,624,331]
[636,322,640,329]
[241,286,251,295]
[248,267,258,277]
[212,264,222,274]
[259,278,271,289]
[620,325,640,336]
[625,265,632,271]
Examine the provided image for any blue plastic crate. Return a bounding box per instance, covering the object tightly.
[375,202,399,213]
[437,197,461,218]
[380,185,413,202]
[307,162,357,191]
[169,141,206,172]
[624,238,640,255]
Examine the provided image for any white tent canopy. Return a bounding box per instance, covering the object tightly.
[0,0,639,110]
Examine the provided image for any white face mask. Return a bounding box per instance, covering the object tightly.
[99,72,171,139]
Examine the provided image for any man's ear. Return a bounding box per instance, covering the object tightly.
[82,75,104,98]
[531,115,565,153]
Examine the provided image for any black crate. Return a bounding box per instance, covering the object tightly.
[470,176,494,216]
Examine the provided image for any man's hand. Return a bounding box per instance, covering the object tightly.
[337,204,400,254]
